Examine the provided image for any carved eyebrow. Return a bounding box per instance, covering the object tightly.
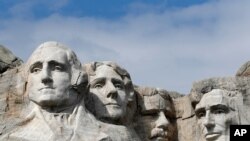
[90,77,106,85]
[111,78,124,84]
[195,107,205,114]
[195,104,232,114]
[48,60,67,68]
[141,109,159,115]
[210,104,230,112]
[29,61,42,72]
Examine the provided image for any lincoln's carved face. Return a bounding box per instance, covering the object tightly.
[138,94,175,141]
[89,65,129,122]
[195,89,234,141]
[27,46,75,107]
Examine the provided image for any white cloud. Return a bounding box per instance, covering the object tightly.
[0,0,250,94]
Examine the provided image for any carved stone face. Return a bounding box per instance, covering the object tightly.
[27,47,74,107]
[138,94,175,141]
[195,89,233,141]
[89,65,128,122]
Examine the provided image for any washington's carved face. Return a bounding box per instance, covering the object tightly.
[195,89,233,141]
[27,47,74,107]
[89,65,128,122]
[139,94,175,141]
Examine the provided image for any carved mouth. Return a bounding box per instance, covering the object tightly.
[151,129,168,140]
[39,87,54,91]
[105,103,120,106]
[150,136,167,141]
[205,132,221,140]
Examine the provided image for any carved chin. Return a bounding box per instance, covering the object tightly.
[99,106,125,120]
[150,130,169,141]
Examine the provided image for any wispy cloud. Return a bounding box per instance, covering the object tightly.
[4,0,69,19]
[0,0,250,94]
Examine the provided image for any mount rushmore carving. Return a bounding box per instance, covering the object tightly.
[0,41,250,141]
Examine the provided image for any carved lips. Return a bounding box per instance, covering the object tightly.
[39,87,54,90]
[105,102,120,107]
[150,128,168,141]
[38,87,55,93]
[205,132,221,140]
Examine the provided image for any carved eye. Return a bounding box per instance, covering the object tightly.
[114,83,124,89]
[142,110,159,118]
[54,65,63,71]
[31,67,41,73]
[164,112,174,121]
[94,83,104,89]
[198,112,205,118]
[196,111,205,118]
[30,63,42,73]
[213,109,226,114]
[50,61,65,72]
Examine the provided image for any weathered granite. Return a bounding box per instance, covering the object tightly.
[0,42,109,141]
[84,61,140,141]
[134,86,178,141]
[0,45,23,73]
[236,61,250,77]
[186,76,250,141]
[1,42,250,141]
[0,66,25,135]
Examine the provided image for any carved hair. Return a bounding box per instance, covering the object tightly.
[84,61,136,124]
[85,61,134,101]
[24,41,87,92]
[194,89,242,125]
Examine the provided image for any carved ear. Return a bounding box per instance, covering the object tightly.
[19,64,29,96]
[125,79,135,102]
[71,67,88,93]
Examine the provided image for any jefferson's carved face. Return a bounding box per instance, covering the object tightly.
[27,47,74,107]
[138,94,175,141]
[89,65,128,122]
[195,89,233,141]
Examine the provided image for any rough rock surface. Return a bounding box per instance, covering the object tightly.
[0,67,25,135]
[0,45,23,73]
[236,61,250,77]
[0,44,250,141]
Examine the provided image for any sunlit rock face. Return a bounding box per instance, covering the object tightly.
[1,43,250,141]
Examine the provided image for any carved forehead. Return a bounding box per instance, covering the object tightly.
[195,89,229,110]
[28,42,70,61]
[25,41,80,71]
[88,62,130,78]
[136,87,173,113]
[28,47,68,65]
[136,86,172,100]
[141,94,172,111]
[24,42,84,85]
[90,65,122,81]
[86,61,133,88]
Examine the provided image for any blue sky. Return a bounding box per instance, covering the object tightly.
[0,0,208,19]
[0,0,250,94]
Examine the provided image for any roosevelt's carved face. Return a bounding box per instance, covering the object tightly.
[27,47,74,107]
[138,94,175,141]
[89,65,128,122]
[195,89,234,141]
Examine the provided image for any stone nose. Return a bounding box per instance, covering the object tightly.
[41,64,52,84]
[156,111,170,130]
[203,111,215,129]
[106,81,118,98]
